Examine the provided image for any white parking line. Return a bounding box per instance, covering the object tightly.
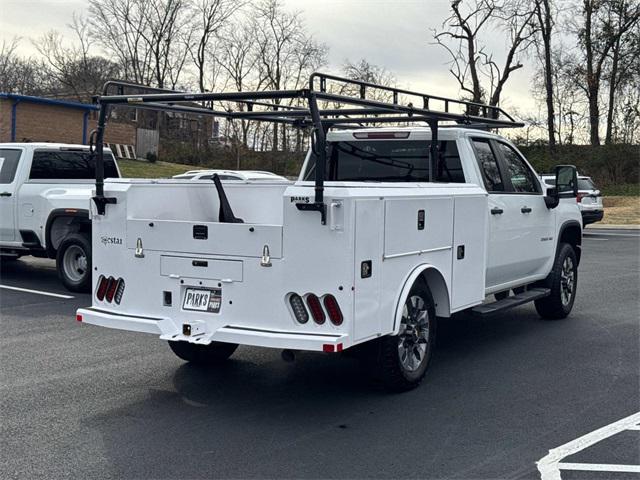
[557,462,640,473]
[0,284,74,299]
[537,411,640,480]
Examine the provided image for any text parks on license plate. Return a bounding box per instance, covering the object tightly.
[183,288,222,313]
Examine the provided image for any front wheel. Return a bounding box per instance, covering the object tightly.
[169,340,238,365]
[377,281,436,392]
[535,243,578,320]
[56,233,92,293]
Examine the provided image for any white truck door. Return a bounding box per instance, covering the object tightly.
[493,141,555,279]
[0,148,23,243]
[470,138,526,288]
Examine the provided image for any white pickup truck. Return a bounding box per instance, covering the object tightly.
[0,143,120,291]
[77,75,583,391]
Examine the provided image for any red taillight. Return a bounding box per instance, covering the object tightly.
[76,313,83,322]
[105,276,118,303]
[306,294,326,324]
[323,295,343,326]
[577,193,587,203]
[95,275,108,301]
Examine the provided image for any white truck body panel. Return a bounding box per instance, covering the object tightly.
[77,127,582,353]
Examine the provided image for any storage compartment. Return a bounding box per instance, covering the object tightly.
[127,219,283,258]
[160,255,243,281]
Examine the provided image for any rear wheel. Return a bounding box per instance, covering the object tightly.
[168,340,238,365]
[56,233,91,293]
[377,281,436,392]
[535,243,578,320]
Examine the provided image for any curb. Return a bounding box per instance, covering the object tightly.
[586,224,640,230]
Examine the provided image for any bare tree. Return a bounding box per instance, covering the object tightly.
[339,58,396,103]
[189,0,241,93]
[575,0,640,145]
[34,15,120,101]
[532,0,556,148]
[0,38,41,95]
[253,0,325,151]
[434,0,537,117]
[604,1,640,143]
[88,0,191,88]
[216,20,262,149]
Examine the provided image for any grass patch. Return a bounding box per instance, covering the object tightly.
[602,196,640,225]
[117,159,191,178]
[601,183,640,196]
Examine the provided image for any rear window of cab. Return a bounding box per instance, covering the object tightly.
[29,150,119,180]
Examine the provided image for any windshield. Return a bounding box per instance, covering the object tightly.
[304,140,463,183]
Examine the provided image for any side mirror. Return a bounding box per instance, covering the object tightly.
[555,164,578,198]
[544,187,559,209]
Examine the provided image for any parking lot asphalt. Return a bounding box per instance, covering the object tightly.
[1,230,638,480]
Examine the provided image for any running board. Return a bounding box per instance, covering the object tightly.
[472,288,550,317]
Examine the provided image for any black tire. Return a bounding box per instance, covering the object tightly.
[168,340,238,365]
[56,233,92,293]
[535,243,578,320]
[377,281,436,392]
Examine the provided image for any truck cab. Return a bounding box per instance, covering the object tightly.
[0,143,120,291]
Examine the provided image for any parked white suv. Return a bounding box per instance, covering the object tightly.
[542,174,604,225]
[173,169,289,182]
[0,143,120,291]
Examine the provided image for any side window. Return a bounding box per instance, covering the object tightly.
[29,151,119,180]
[471,139,504,192]
[435,141,465,183]
[0,149,22,184]
[497,143,541,194]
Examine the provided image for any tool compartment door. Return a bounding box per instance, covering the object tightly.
[353,199,384,342]
[450,194,487,310]
[127,219,282,258]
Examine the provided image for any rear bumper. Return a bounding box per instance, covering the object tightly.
[581,209,604,225]
[76,307,348,352]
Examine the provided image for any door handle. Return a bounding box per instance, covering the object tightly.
[521,206,532,214]
[0,192,12,197]
[491,207,504,215]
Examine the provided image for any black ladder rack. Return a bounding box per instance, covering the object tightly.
[91,72,524,220]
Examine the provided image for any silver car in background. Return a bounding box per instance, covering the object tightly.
[542,174,604,225]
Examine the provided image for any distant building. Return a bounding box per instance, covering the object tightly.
[0,93,136,152]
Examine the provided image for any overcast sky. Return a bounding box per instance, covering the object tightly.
[0,0,539,112]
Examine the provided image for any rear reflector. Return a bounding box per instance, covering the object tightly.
[76,314,83,322]
[353,131,410,140]
[95,275,108,301]
[105,276,118,303]
[323,295,343,326]
[322,344,343,353]
[306,294,326,324]
[114,278,125,304]
[289,293,309,324]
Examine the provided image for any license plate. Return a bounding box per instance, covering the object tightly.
[182,288,222,313]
